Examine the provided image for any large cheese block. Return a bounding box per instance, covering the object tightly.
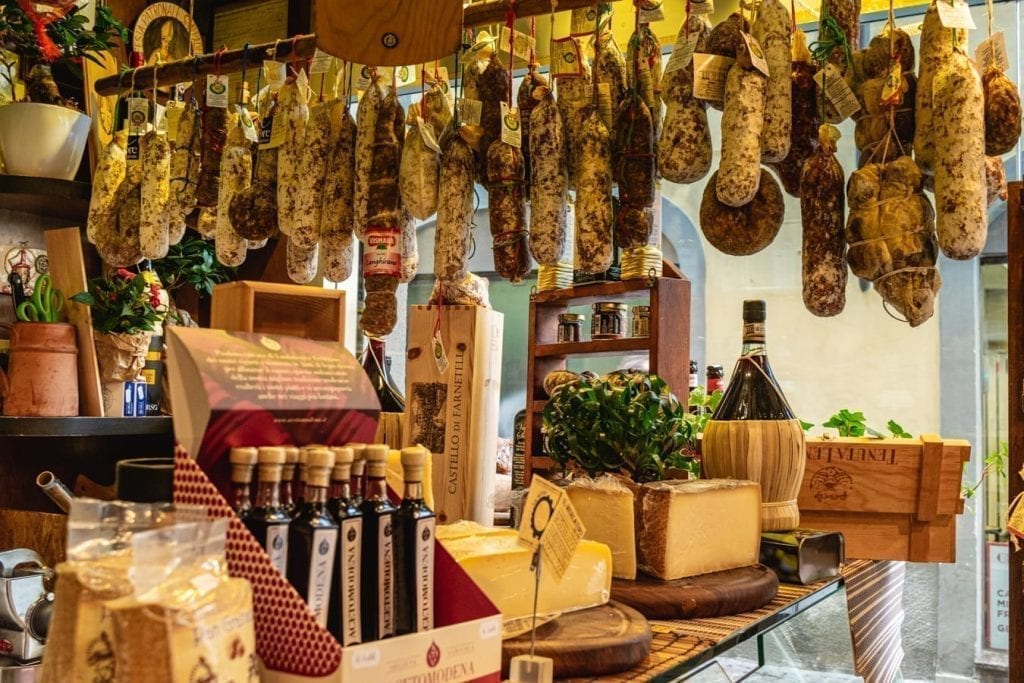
[638,479,761,580]
[439,527,612,620]
[566,475,637,580]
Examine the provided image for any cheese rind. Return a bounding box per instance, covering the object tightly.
[638,479,761,580]
[439,529,612,619]
[567,475,638,580]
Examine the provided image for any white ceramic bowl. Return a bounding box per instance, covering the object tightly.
[0,102,91,180]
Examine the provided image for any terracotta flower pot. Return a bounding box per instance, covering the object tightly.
[0,322,79,416]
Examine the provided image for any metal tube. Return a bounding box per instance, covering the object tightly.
[35,471,73,513]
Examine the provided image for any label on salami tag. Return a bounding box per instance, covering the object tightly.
[896,21,923,36]
[264,60,287,91]
[976,31,1010,72]
[152,103,167,133]
[500,102,522,147]
[936,0,975,29]
[260,110,285,149]
[165,99,184,140]
[309,49,333,75]
[236,105,259,142]
[431,323,449,374]
[391,65,415,88]
[456,98,482,127]
[499,26,536,63]
[813,64,861,121]
[664,27,702,74]
[692,54,734,101]
[551,37,585,78]
[571,6,601,37]
[639,5,665,23]
[127,97,148,134]
[741,33,771,76]
[363,227,402,277]
[879,61,904,106]
[206,74,230,108]
[691,0,715,14]
[425,66,449,86]
[417,117,441,154]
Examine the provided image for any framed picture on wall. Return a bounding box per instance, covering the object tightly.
[133,2,203,65]
[81,48,123,174]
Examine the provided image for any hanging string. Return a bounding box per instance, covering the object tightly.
[550,0,558,98]
[529,16,537,71]
[986,0,994,37]
[505,0,516,107]
[239,43,249,104]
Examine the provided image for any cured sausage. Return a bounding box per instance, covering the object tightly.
[321,100,357,282]
[291,101,331,249]
[168,105,201,228]
[659,15,712,184]
[701,169,784,255]
[487,141,531,283]
[478,54,510,179]
[800,125,847,317]
[769,31,820,196]
[276,78,310,236]
[626,24,663,138]
[612,96,655,249]
[215,122,251,267]
[752,0,792,163]
[354,78,385,241]
[986,155,1008,206]
[400,107,441,220]
[575,107,614,274]
[556,60,591,191]
[593,33,628,127]
[322,231,354,283]
[824,0,860,73]
[434,132,475,282]
[704,12,750,111]
[518,70,543,192]
[932,51,987,260]
[96,166,144,268]
[229,145,278,241]
[86,131,127,245]
[196,97,230,208]
[286,238,318,284]
[400,210,419,283]
[717,49,767,207]
[139,131,171,259]
[529,84,568,265]
[915,2,967,174]
[983,65,1022,156]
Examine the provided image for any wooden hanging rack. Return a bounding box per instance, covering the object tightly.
[93,0,617,96]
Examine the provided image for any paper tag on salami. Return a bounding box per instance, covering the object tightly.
[260,110,286,149]
[551,37,585,78]
[896,20,923,36]
[879,61,904,106]
[664,27,702,74]
[431,322,449,374]
[741,33,771,76]
[236,105,259,142]
[813,64,861,121]
[639,4,666,23]
[363,226,402,277]
[417,117,441,154]
[976,31,1010,72]
[264,60,287,91]
[164,99,185,140]
[355,64,374,91]
[425,66,449,86]
[206,74,230,108]
[500,102,522,148]
[151,102,167,133]
[570,5,602,37]
[691,0,715,14]
[126,97,148,134]
[936,0,975,29]
[516,475,585,581]
[309,49,333,75]
[295,69,311,101]
[456,98,482,127]
[693,54,734,101]
[499,26,536,63]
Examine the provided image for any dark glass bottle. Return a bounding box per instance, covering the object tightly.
[286,448,338,627]
[349,443,367,506]
[229,447,257,518]
[712,300,795,421]
[244,446,291,576]
[280,445,299,515]
[706,364,726,395]
[395,446,436,635]
[688,361,700,414]
[359,444,397,641]
[327,446,363,645]
[511,409,527,490]
[292,446,312,514]
[361,337,405,412]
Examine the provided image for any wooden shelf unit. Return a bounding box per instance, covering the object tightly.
[524,274,691,485]
[0,175,90,220]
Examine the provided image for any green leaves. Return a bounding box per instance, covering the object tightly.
[0,0,127,70]
[887,420,912,439]
[71,268,166,335]
[962,440,1008,500]
[820,409,914,439]
[152,236,235,298]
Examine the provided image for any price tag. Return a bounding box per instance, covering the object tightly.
[516,476,585,581]
[236,105,259,142]
[431,322,449,374]
[417,117,441,154]
[355,64,374,92]
[499,26,536,63]
[639,5,666,23]
[164,100,185,140]
[295,69,310,101]
[206,74,230,108]
[977,31,1010,72]
[392,65,416,87]
[813,64,861,121]
[896,21,923,36]
[152,102,167,133]
[563,202,576,264]
[126,97,148,134]
[692,54,734,102]
[570,6,601,37]
[664,26,702,75]
[500,102,522,148]
[264,60,287,91]
[691,0,715,14]
[741,33,771,77]
[309,49,333,75]
[936,0,976,30]
[260,111,286,149]
[551,37,585,78]
[879,61,905,106]
[456,98,482,127]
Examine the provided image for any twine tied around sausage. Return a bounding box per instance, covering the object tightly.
[874,265,941,324]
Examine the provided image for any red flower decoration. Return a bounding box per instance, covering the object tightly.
[116,268,136,280]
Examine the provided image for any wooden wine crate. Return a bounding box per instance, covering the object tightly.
[210,281,345,342]
[797,434,970,562]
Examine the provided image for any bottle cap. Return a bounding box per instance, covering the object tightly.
[349,443,367,475]
[400,445,429,482]
[331,447,355,481]
[229,447,258,483]
[283,446,300,464]
[743,299,766,323]
[365,444,390,476]
[305,448,335,487]
[257,447,286,482]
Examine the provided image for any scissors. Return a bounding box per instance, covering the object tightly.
[16,274,64,323]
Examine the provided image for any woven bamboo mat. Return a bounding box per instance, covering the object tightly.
[570,560,874,682]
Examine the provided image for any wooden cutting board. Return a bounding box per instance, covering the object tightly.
[501,601,651,679]
[611,564,779,620]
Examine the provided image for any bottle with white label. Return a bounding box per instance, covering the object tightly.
[244,446,291,577]
[359,444,396,641]
[280,445,300,515]
[395,445,436,635]
[327,447,363,645]
[229,447,258,518]
[286,447,338,627]
[348,443,368,506]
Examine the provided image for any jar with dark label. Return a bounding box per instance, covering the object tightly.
[707,365,725,394]
[557,313,584,343]
[631,305,651,338]
[591,302,627,339]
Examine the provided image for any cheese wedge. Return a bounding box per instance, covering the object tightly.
[439,529,612,620]
[638,479,761,580]
[566,475,638,579]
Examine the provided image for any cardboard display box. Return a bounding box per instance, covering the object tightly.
[798,434,970,562]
